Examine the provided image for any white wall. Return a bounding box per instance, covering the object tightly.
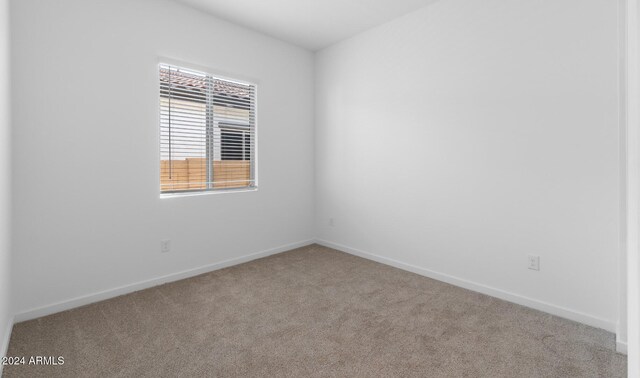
[11,0,315,316]
[0,0,12,362]
[618,0,629,354]
[316,0,621,331]
[626,0,640,373]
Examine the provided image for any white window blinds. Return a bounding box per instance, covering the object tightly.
[159,63,256,194]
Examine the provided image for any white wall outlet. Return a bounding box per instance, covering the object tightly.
[329,218,335,227]
[161,240,171,253]
[527,255,540,271]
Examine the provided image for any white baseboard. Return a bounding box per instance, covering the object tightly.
[616,339,628,354]
[14,239,314,323]
[315,239,616,334]
[1,316,15,376]
[10,238,620,348]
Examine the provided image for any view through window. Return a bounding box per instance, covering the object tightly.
[159,63,256,194]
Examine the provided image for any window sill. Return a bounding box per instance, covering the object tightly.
[160,187,258,199]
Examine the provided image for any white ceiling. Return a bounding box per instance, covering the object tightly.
[174,0,439,51]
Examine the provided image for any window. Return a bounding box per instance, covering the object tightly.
[159,63,256,194]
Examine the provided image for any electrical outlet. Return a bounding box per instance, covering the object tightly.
[329,218,335,227]
[527,255,540,271]
[161,240,171,253]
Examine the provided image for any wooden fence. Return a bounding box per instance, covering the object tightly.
[160,158,251,192]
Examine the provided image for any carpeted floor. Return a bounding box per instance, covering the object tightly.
[3,244,627,377]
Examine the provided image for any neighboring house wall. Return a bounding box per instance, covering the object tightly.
[11,0,315,317]
[316,0,621,331]
[0,0,11,364]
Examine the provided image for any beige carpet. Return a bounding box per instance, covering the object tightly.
[3,244,626,377]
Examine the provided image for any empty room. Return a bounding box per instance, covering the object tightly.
[1,0,639,377]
